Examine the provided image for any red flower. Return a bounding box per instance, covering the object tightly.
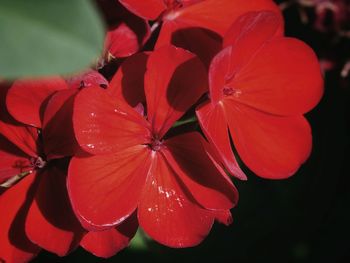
[68,45,238,247]
[0,79,85,262]
[0,74,138,261]
[196,11,324,179]
[97,0,151,60]
[119,0,281,65]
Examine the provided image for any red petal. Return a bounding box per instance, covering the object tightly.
[81,214,138,258]
[145,45,208,137]
[213,209,233,226]
[105,20,150,58]
[0,119,38,158]
[67,146,151,230]
[108,52,149,107]
[119,0,166,20]
[163,132,238,210]
[6,77,68,127]
[207,45,232,104]
[25,164,84,256]
[0,135,31,185]
[43,89,80,159]
[225,103,312,179]
[222,38,323,115]
[66,70,108,89]
[223,11,283,48]
[0,174,40,263]
[196,101,246,180]
[73,87,150,155]
[166,0,281,36]
[156,21,223,68]
[138,153,214,248]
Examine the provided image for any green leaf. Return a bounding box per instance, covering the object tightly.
[0,0,105,78]
[129,229,150,251]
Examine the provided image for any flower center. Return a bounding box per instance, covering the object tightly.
[149,137,163,151]
[223,86,242,97]
[0,156,46,189]
[30,156,47,169]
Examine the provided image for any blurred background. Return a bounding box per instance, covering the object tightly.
[32,0,350,262]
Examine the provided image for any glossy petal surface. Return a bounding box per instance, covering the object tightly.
[73,87,150,155]
[145,46,208,137]
[68,146,151,230]
[26,165,84,256]
[6,77,67,127]
[138,152,214,248]
[0,174,40,263]
[163,132,238,210]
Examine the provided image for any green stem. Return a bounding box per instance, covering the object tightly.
[172,116,197,128]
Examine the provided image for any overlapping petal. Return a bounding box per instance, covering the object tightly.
[163,132,238,210]
[25,165,84,256]
[221,38,323,115]
[43,89,80,159]
[206,11,323,115]
[198,11,323,179]
[0,175,40,263]
[154,0,282,65]
[73,87,150,155]
[0,135,31,185]
[119,0,167,20]
[196,101,246,179]
[105,21,150,58]
[66,70,108,89]
[145,45,208,137]
[138,152,214,248]
[0,119,38,158]
[6,77,68,128]
[156,21,223,67]
[108,52,149,107]
[68,145,152,230]
[166,0,281,36]
[81,214,138,258]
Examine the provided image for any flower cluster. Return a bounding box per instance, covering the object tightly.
[0,0,323,262]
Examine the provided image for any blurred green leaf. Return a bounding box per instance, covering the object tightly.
[0,0,105,78]
[129,229,150,251]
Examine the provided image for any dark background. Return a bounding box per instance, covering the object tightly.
[34,2,350,262]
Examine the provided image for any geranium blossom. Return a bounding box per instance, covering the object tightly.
[68,45,238,247]
[196,11,324,179]
[0,74,137,262]
[0,79,83,262]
